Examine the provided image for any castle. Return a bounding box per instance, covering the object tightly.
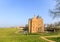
[28,16,44,33]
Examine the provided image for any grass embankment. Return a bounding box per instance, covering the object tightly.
[0,28,47,42]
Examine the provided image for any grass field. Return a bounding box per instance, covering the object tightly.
[0,28,60,42]
[0,28,48,42]
[46,31,60,42]
[47,37,60,42]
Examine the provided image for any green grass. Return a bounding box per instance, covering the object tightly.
[0,28,47,42]
[47,37,60,42]
[0,28,60,42]
[46,31,60,42]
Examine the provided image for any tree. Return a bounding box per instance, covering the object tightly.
[50,0,60,19]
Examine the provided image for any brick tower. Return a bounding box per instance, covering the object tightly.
[28,16,44,33]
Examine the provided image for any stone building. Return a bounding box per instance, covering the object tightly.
[28,16,44,33]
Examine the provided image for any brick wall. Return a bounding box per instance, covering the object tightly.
[28,16,44,33]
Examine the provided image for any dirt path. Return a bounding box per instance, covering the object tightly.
[40,36,55,42]
[40,35,60,42]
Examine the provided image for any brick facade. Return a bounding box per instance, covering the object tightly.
[28,16,44,33]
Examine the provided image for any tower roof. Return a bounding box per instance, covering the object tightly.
[33,15,37,19]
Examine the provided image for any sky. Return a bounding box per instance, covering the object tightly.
[0,0,59,27]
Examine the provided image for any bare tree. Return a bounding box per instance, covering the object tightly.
[50,0,60,19]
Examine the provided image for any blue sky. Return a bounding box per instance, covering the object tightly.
[0,0,59,27]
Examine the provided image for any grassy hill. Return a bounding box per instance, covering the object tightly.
[0,28,60,42]
[0,28,47,42]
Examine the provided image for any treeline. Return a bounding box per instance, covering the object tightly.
[45,21,60,32]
